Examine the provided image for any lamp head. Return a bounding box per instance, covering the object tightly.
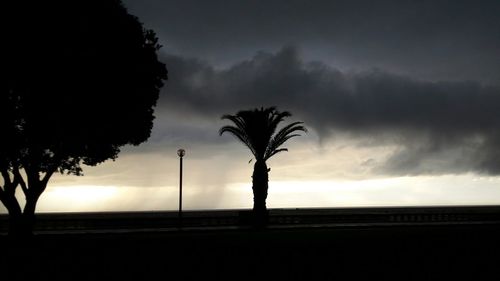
[177,149,186,158]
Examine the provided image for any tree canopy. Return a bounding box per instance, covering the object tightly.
[0,0,167,235]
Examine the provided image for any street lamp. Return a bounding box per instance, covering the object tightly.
[177,148,185,227]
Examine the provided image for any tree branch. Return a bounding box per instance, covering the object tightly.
[40,166,56,193]
[0,186,5,204]
[1,168,17,195]
[1,168,12,186]
[0,168,21,215]
[13,167,28,196]
[23,164,40,191]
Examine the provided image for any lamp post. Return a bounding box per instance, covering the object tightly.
[177,148,185,227]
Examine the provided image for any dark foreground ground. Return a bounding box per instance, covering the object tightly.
[2,224,500,281]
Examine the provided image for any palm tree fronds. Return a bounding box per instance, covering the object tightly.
[219,125,257,157]
[267,110,292,136]
[220,107,306,162]
[221,115,247,132]
[264,121,307,160]
[265,148,288,160]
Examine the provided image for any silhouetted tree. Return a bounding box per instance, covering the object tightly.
[0,1,167,236]
[220,107,306,227]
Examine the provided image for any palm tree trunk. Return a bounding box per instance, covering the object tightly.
[252,160,269,228]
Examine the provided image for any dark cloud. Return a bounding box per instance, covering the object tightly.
[119,0,500,175]
[158,46,500,175]
[124,0,500,85]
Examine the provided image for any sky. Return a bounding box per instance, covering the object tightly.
[4,0,500,213]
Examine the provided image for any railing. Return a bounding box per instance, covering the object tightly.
[1,206,500,233]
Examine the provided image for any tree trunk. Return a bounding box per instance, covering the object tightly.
[9,213,35,237]
[2,168,50,237]
[8,195,38,237]
[4,196,24,237]
[252,160,269,228]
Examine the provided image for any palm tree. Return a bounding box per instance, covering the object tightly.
[219,107,307,227]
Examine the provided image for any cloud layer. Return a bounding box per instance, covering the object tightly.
[124,0,500,85]
[158,47,500,175]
